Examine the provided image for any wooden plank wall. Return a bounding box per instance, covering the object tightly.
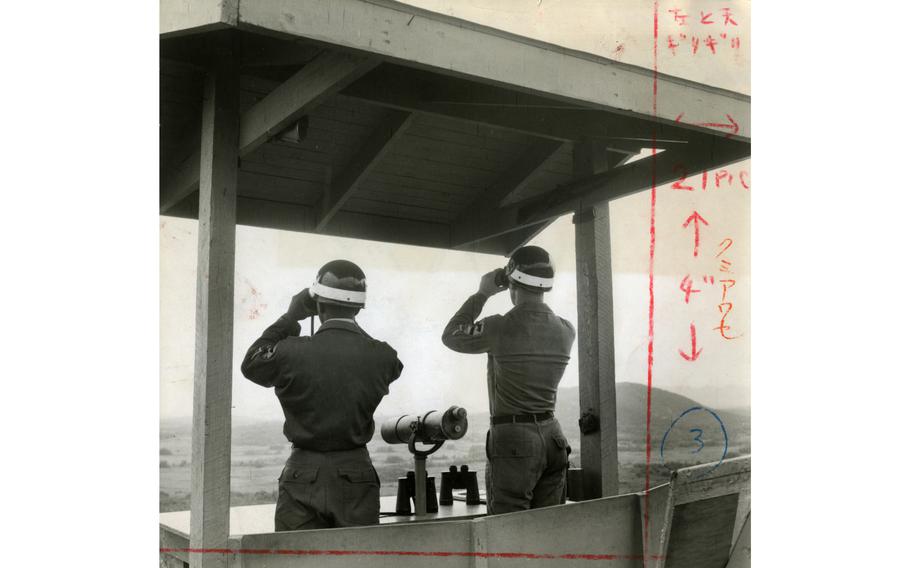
[238,521,475,568]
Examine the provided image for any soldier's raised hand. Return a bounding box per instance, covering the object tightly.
[478,270,506,297]
[287,288,318,321]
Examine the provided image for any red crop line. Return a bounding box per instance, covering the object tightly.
[159,548,666,561]
[644,1,660,566]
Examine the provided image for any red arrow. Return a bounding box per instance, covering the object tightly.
[675,112,740,137]
[682,211,709,257]
[678,323,703,362]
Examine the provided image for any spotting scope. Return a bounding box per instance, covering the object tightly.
[381,406,468,446]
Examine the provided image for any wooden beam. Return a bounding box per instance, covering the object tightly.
[638,483,675,568]
[161,50,380,213]
[166,194,453,250]
[453,139,564,251]
[339,65,704,145]
[190,41,238,568]
[161,146,204,213]
[572,140,619,500]
[160,0,237,37]
[474,142,630,256]
[530,140,751,221]
[457,221,550,256]
[237,0,750,140]
[240,34,323,68]
[238,51,379,154]
[316,110,413,231]
[451,139,750,247]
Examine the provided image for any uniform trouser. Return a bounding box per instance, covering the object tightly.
[274,446,380,531]
[485,418,570,515]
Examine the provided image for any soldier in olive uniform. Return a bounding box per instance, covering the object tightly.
[241,260,403,531]
[441,246,576,514]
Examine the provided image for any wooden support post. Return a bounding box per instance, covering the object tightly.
[573,139,620,499]
[190,39,238,568]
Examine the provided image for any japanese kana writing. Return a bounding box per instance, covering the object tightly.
[665,6,741,56]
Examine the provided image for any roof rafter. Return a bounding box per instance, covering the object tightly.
[160,50,380,213]
[166,194,452,249]
[451,138,565,251]
[451,140,751,247]
[339,65,705,145]
[316,109,414,232]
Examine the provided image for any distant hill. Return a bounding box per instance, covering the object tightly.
[162,382,749,451]
[555,382,749,446]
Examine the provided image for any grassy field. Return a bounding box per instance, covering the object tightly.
[161,384,750,512]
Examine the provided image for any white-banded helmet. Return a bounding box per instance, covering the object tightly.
[310,260,367,308]
[504,246,555,292]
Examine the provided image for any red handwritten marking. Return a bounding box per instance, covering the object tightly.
[715,303,742,340]
[645,2,659,564]
[678,323,703,361]
[716,238,733,258]
[671,164,692,190]
[715,169,733,188]
[720,279,736,303]
[682,211,709,257]
[700,11,714,25]
[705,34,718,54]
[679,274,700,303]
[673,167,748,191]
[739,170,749,189]
[160,548,666,561]
[675,112,740,137]
[668,8,687,25]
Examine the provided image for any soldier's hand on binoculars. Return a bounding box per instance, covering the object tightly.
[478,270,506,297]
[287,288,318,321]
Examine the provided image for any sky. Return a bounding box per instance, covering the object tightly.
[160,0,751,421]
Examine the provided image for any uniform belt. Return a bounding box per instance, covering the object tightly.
[291,444,367,453]
[490,412,554,425]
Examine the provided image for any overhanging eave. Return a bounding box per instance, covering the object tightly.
[234,0,750,141]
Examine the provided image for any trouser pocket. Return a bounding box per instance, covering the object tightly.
[274,465,319,531]
[337,465,380,526]
[551,434,570,470]
[487,425,539,513]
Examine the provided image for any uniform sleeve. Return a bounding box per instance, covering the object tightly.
[563,318,577,343]
[441,292,501,354]
[240,314,302,388]
[384,343,404,385]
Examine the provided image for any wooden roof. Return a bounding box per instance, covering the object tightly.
[160,0,750,256]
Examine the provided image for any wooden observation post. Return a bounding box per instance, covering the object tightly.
[160,1,751,566]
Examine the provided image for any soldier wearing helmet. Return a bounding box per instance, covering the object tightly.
[241,260,403,531]
[441,245,576,514]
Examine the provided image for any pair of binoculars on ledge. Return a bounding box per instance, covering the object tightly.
[394,464,481,515]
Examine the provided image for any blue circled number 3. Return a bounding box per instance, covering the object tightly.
[689,428,705,453]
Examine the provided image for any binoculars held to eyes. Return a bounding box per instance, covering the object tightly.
[493,267,509,288]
